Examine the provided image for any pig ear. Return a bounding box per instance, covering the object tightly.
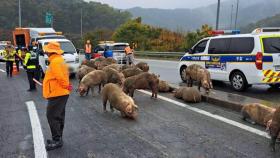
[126,105,132,113]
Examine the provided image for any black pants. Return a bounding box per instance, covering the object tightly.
[15,60,21,72]
[6,61,13,77]
[47,95,69,140]
[26,69,39,90]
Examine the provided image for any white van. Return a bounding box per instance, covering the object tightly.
[178,28,280,91]
[37,39,79,76]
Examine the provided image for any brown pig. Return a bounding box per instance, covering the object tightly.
[121,64,135,71]
[185,64,213,93]
[136,62,149,72]
[101,83,138,119]
[102,64,121,72]
[267,106,280,152]
[123,72,159,98]
[182,87,202,103]
[158,80,176,92]
[174,87,184,99]
[241,103,276,126]
[122,67,143,78]
[97,57,117,70]
[81,59,98,69]
[76,65,95,82]
[78,70,107,96]
[102,67,125,86]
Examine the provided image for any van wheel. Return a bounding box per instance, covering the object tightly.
[180,66,187,82]
[230,71,248,92]
[269,83,280,89]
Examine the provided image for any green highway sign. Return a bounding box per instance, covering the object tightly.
[45,12,53,25]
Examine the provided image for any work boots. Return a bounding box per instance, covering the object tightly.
[45,137,63,151]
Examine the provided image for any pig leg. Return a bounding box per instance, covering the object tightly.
[270,129,280,152]
[103,97,107,112]
[129,89,135,98]
[91,86,96,97]
[98,84,101,94]
[198,81,201,91]
[110,104,114,112]
[86,87,90,96]
[121,112,126,118]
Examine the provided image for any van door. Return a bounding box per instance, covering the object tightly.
[189,39,209,68]
[261,36,280,72]
[207,38,230,81]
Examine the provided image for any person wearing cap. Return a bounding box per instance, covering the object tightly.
[84,40,92,60]
[23,47,39,91]
[42,41,72,151]
[3,45,16,77]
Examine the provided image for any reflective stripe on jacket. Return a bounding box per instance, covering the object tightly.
[23,52,36,69]
[3,50,16,61]
[43,54,70,99]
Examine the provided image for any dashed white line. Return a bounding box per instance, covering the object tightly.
[26,101,48,158]
[138,90,271,139]
[0,69,6,72]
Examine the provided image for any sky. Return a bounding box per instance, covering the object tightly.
[87,0,220,9]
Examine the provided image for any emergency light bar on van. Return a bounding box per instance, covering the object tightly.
[252,28,280,34]
[208,30,240,35]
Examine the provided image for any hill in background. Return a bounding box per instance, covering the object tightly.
[0,0,131,43]
[127,0,280,31]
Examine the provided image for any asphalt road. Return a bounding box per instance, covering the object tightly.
[0,62,280,158]
[139,59,280,103]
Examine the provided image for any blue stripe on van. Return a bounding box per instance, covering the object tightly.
[180,55,273,62]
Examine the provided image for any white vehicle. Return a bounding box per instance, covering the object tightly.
[94,42,129,64]
[0,42,7,61]
[178,28,280,91]
[37,39,79,76]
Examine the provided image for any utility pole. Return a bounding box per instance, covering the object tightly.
[80,8,83,39]
[230,4,233,29]
[216,0,221,30]
[234,0,239,29]
[18,0,22,27]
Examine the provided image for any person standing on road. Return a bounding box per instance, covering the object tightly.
[125,44,135,65]
[42,42,72,151]
[15,47,23,72]
[84,40,92,60]
[23,47,39,91]
[3,45,16,77]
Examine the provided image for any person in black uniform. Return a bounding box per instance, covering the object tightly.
[23,48,39,91]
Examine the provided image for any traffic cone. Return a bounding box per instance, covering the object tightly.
[12,62,18,75]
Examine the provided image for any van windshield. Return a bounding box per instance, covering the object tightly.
[45,41,76,54]
[263,37,280,54]
[113,45,127,50]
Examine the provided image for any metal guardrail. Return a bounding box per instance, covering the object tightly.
[134,51,185,59]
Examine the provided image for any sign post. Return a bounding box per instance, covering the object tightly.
[45,12,53,27]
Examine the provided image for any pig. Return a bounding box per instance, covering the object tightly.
[102,67,125,86]
[78,70,107,96]
[158,80,176,92]
[174,87,184,99]
[97,57,117,70]
[241,103,276,126]
[76,65,95,82]
[185,64,213,94]
[121,64,135,71]
[102,64,121,72]
[122,67,143,78]
[101,83,138,119]
[123,72,159,98]
[136,62,149,72]
[81,59,98,69]
[267,106,280,152]
[182,87,202,103]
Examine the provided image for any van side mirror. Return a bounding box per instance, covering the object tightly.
[188,48,193,54]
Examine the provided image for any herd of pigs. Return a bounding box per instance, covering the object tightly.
[75,57,280,152]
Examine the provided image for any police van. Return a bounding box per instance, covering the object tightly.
[178,28,280,91]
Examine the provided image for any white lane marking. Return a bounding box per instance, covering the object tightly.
[0,69,6,72]
[138,90,271,139]
[26,101,48,158]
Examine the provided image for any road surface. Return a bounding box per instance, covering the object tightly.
[0,62,279,158]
